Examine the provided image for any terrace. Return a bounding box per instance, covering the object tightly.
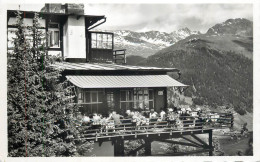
[74,109,234,156]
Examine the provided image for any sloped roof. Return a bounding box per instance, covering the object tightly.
[52,62,179,72]
[66,75,187,88]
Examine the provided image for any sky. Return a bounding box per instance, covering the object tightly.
[6,3,253,33]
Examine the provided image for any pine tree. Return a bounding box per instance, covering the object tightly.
[8,11,93,157]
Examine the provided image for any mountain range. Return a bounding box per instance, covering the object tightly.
[111,28,201,58]
[125,18,253,116]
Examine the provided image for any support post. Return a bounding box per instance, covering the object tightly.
[124,50,126,64]
[114,139,124,156]
[208,129,213,156]
[144,138,152,156]
[231,113,234,128]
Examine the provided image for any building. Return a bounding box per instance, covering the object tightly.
[8,4,235,156]
[7,3,187,117]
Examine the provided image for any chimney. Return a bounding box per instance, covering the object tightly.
[41,4,65,13]
[65,3,84,15]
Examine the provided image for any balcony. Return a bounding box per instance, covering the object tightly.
[87,31,127,64]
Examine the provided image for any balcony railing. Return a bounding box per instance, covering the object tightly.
[113,49,126,64]
[75,112,234,141]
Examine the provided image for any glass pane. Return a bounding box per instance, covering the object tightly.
[23,18,33,26]
[98,91,103,103]
[92,91,98,102]
[134,101,138,109]
[97,40,102,48]
[54,31,59,47]
[92,104,98,114]
[108,34,113,49]
[120,91,126,101]
[138,102,143,109]
[121,102,126,110]
[144,89,148,95]
[97,34,102,40]
[48,31,52,46]
[7,28,18,49]
[92,33,97,41]
[108,42,112,49]
[128,102,134,110]
[126,91,131,101]
[103,41,108,49]
[144,99,149,108]
[38,19,46,28]
[138,95,143,101]
[149,90,154,100]
[85,91,91,103]
[91,39,96,48]
[78,91,82,99]
[149,101,154,109]
[108,34,112,41]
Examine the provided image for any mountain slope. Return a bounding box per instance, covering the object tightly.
[206,18,253,36]
[138,18,253,114]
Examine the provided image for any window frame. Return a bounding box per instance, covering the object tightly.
[90,32,113,50]
[77,89,104,114]
[48,23,60,49]
[120,88,154,110]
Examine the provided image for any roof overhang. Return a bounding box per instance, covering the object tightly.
[52,62,180,73]
[66,75,188,88]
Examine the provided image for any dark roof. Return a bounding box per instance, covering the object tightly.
[52,62,179,72]
[7,10,105,19]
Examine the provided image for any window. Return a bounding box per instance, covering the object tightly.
[120,88,154,112]
[91,32,113,49]
[77,89,103,114]
[107,92,115,110]
[48,23,60,48]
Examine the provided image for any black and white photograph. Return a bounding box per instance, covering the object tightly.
[0,0,260,161]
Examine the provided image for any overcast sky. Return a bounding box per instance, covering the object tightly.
[7,3,253,33]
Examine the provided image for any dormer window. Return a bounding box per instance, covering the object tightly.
[48,23,60,48]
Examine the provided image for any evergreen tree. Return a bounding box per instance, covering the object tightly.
[8,11,93,157]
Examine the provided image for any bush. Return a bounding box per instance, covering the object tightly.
[193,97,204,105]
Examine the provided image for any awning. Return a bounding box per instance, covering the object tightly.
[66,75,188,88]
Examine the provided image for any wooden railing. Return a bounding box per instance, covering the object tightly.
[113,49,126,64]
[79,113,233,141]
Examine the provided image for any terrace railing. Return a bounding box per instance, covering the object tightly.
[79,112,233,141]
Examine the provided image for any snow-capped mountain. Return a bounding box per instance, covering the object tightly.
[109,28,200,58]
[206,18,253,36]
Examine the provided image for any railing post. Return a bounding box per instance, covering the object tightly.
[114,138,125,156]
[124,50,126,64]
[144,138,152,156]
[114,51,117,64]
[209,129,213,156]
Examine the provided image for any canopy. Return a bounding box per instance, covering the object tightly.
[66,75,187,88]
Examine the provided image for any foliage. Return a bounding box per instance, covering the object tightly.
[159,139,197,155]
[7,11,93,157]
[139,47,253,115]
[124,140,145,156]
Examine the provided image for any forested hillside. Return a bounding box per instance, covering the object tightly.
[139,47,252,114]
